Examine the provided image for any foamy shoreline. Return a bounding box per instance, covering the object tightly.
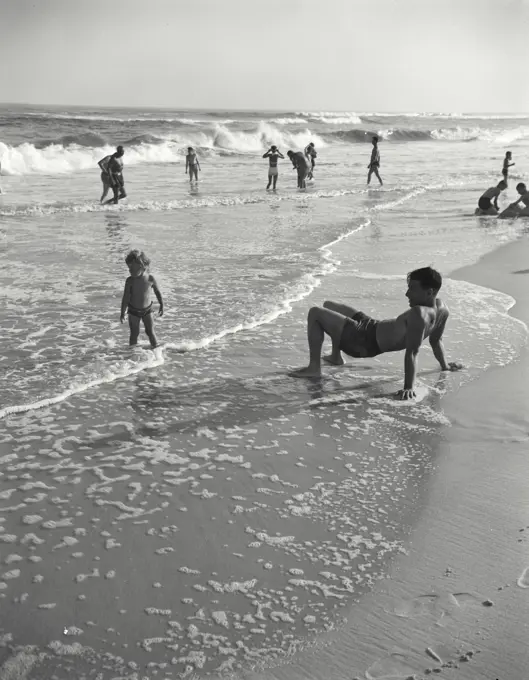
[255,234,529,680]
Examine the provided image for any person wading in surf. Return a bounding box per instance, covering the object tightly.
[98,145,126,204]
[289,267,463,399]
[185,147,201,182]
[263,145,284,190]
[367,136,383,186]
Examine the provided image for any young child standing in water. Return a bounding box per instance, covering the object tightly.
[120,250,164,348]
[502,151,515,183]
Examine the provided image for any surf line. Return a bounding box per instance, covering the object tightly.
[0,352,165,420]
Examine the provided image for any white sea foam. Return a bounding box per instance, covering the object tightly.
[0,123,326,176]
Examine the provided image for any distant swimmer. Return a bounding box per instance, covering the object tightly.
[263,145,284,190]
[120,250,164,349]
[289,267,463,399]
[98,145,126,205]
[304,142,317,180]
[367,136,383,186]
[287,150,310,189]
[475,180,507,215]
[185,147,201,182]
[502,151,515,183]
[499,182,529,218]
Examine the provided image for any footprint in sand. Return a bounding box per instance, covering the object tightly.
[390,593,441,618]
[366,651,420,679]
[517,566,529,588]
[389,591,486,626]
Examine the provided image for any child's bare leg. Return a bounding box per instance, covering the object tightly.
[128,315,141,346]
[143,313,158,349]
[374,168,383,186]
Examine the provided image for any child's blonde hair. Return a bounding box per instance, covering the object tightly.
[125,249,150,269]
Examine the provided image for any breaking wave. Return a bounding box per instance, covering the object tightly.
[0,122,325,176]
[326,125,529,144]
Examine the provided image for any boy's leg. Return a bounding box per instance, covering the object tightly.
[323,300,359,318]
[367,168,372,184]
[322,301,359,364]
[289,307,348,378]
[273,174,278,190]
[128,314,141,346]
[143,313,158,349]
[266,173,272,190]
[374,168,383,186]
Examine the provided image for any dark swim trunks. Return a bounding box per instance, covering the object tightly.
[339,311,381,358]
[478,196,492,210]
[128,303,153,319]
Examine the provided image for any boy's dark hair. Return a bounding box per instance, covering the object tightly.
[516,182,526,192]
[407,266,442,292]
[125,249,150,269]
[372,136,379,143]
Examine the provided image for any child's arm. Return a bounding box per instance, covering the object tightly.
[196,157,201,171]
[185,156,189,174]
[277,151,285,159]
[149,275,164,316]
[120,277,132,322]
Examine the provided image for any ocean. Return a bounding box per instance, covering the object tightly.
[0,105,528,679]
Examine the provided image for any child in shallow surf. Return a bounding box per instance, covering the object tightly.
[120,250,164,348]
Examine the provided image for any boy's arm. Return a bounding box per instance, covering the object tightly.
[398,307,427,400]
[278,152,285,159]
[120,278,131,322]
[429,310,463,372]
[263,151,271,158]
[149,275,164,316]
[197,158,201,170]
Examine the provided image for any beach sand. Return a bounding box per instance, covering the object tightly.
[249,235,529,680]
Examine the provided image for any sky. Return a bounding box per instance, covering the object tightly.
[0,0,528,112]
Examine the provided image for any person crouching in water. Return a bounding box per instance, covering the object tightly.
[287,150,310,189]
[475,180,507,215]
[98,145,126,204]
[263,145,284,190]
[120,250,164,349]
[499,182,529,218]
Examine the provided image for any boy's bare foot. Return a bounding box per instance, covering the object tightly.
[323,354,345,366]
[288,366,322,378]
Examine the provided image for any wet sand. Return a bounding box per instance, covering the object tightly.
[256,234,529,680]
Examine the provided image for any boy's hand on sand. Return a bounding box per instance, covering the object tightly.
[446,361,463,371]
[396,388,416,400]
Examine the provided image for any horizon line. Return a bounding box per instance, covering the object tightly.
[0,102,528,116]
